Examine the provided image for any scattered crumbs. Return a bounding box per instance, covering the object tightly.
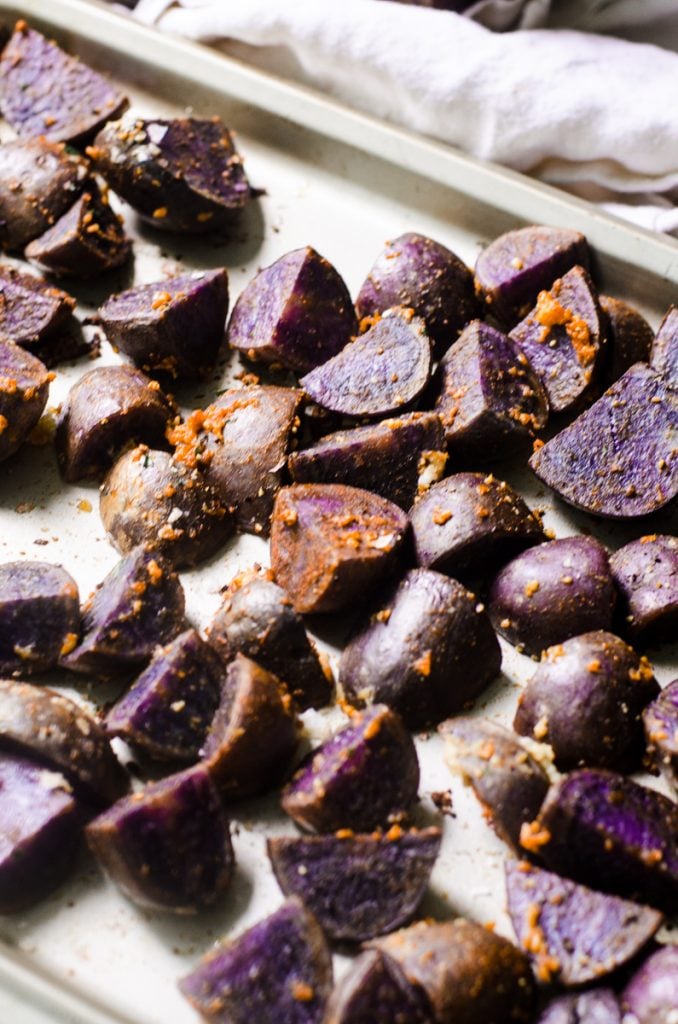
[77,499,93,513]
[430,790,455,817]
[15,502,35,514]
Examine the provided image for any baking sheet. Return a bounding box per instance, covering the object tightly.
[0,2,676,1022]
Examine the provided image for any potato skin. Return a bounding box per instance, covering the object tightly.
[281,705,419,834]
[621,944,678,1024]
[356,232,479,354]
[0,561,80,676]
[0,138,87,250]
[100,447,232,570]
[410,472,544,583]
[488,537,616,656]
[599,295,654,387]
[0,265,74,349]
[0,679,129,805]
[207,573,333,711]
[324,949,435,1024]
[643,679,678,792]
[339,569,501,729]
[650,304,678,386]
[0,341,50,462]
[86,764,233,913]
[370,918,535,1024]
[514,631,660,771]
[56,365,173,482]
[91,116,250,233]
[439,717,549,853]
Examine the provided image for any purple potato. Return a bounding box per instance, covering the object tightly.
[355,232,479,354]
[201,653,300,800]
[105,628,225,763]
[410,472,544,582]
[168,386,302,536]
[0,341,50,462]
[0,679,128,805]
[528,769,678,913]
[25,180,131,278]
[324,949,435,1024]
[651,305,677,386]
[610,535,678,644]
[98,268,229,380]
[0,137,87,250]
[90,116,251,233]
[55,365,172,482]
[536,990,621,1024]
[227,246,356,372]
[0,561,80,675]
[179,898,333,1024]
[474,225,590,326]
[621,944,678,1024]
[0,265,75,349]
[207,571,333,711]
[599,295,654,388]
[0,22,127,145]
[281,705,419,833]
[435,320,548,458]
[488,536,616,656]
[514,631,660,771]
[529,363,678,519]
[270,484,409,615]
[61,546,185,677]
[439,716,549,853]
[508,266,604,413]
[289,412,447,510]
[370,918,535,1024]
[643,679,678,792]
[100,446,232,569]
[300,309,431,419]
[267,827,441,942]
[0,751,83,913]
[505,859,663,986]
[86,763,233,913]
[339,569,501,729]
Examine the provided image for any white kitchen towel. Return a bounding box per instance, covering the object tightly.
[133,0,678,234]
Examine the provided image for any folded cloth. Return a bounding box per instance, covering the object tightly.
[133,0,678,234]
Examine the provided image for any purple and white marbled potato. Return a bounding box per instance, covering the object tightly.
[529,363,678,518]
[86,763,233,913]
[0,23,127,145]
[439,717,550,853]
[355,232,479,354]
[488,536,616,656]
[105,629,225,763]
[509,266,604,413]
[267,828,441,941]
[61,546,185,678]
[0,561,80,676]
[300,309,431,419]
[410,472,544,583]
[514,631,660,771]
[270,484,409,614]
[610,534,678,644]
[651,304,678,386]
[505,859,663,986]
[474,225,590,326]
[55,365,172,482]
[527,769,678,913]
[435,320,548,459]
[288,412,446,511]
[621,944,678,1024]
[98,269,229,380]
[0,679,128,805]
[339,569,501,729]
[227,246,357,372]
[535,990,621,1024]
[281,705,419,833]
[179,899,333,1024]
[91,116,251,233]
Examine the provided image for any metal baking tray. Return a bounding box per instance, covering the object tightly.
[0,2,676,1021]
